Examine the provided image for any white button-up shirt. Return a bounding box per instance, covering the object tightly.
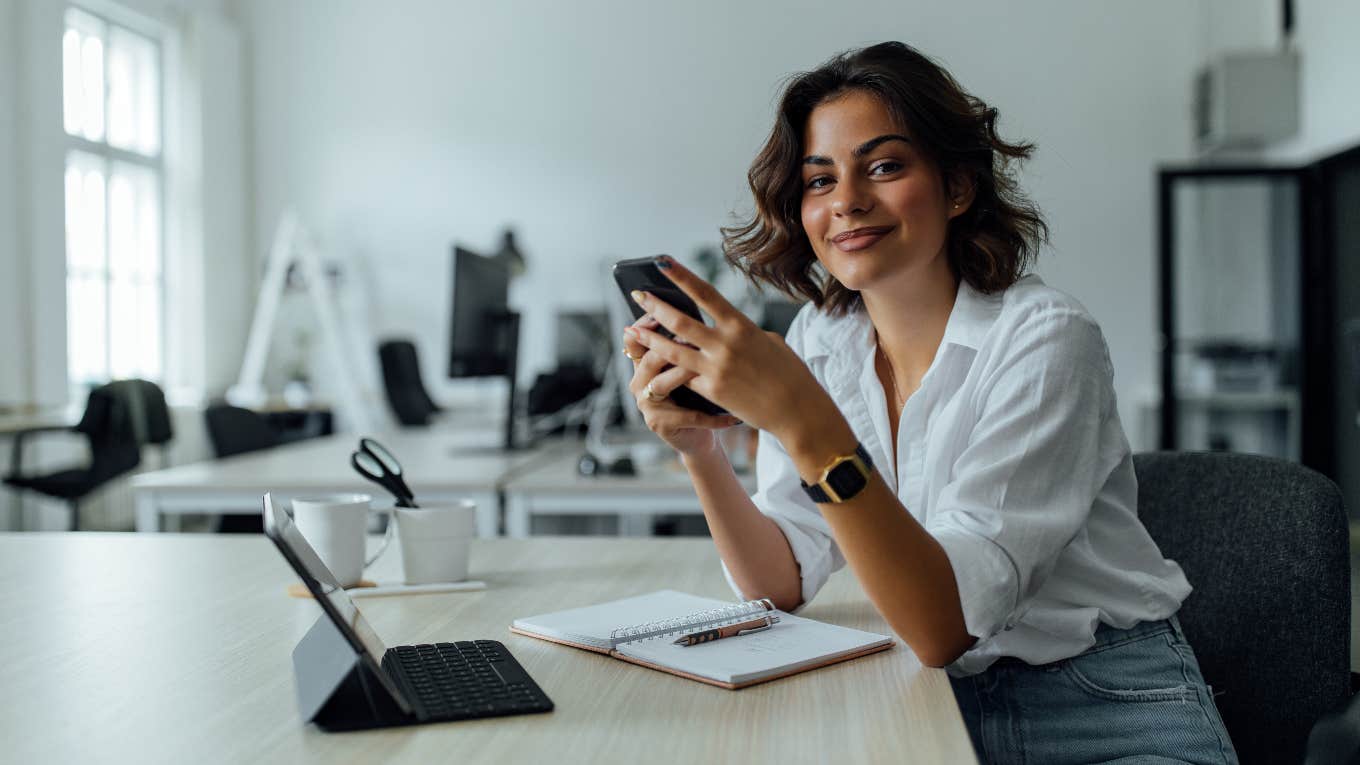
[724,274,1192,676]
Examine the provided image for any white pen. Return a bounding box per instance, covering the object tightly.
[349,580,487,597]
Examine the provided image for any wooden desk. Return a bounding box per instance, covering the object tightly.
[503,449,758,537]
[130,431,563,535]
[0,534,975,763]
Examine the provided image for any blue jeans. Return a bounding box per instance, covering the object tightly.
[949,616,1238,764]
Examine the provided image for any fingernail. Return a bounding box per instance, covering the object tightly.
[655,255,674,269]
[623,327,637,338]
[630,290,647,305]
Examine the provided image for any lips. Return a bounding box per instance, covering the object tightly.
[832,225,895,252]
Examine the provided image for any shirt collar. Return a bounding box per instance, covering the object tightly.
[802,277,1007,364]
[938,277,1005,352]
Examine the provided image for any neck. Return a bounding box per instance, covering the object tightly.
[860,258,959,386]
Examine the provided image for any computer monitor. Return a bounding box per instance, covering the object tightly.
[448,245,521,449]
[449,245,514,378]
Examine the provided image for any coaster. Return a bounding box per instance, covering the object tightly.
[286,579,377,599]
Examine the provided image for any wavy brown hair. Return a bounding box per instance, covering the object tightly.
[723,41,1048,315]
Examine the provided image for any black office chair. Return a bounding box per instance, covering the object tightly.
[204,404,282,533]
[204,404,280,459]
[4,384,143,531]
[378,339,443,426]
[1133,451,1351,764]
[104,378,174,467]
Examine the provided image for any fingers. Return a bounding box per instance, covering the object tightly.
[628,324,706,373]
[627,348,671,396]
[629,289,717,348]
[622,315,657,362]
[651,256,740,324]
[642,402,743,432]
[641,365,697,400]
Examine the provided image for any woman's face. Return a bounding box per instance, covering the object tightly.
[799,89,964,296]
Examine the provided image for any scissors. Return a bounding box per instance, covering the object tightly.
[351,437,419,508]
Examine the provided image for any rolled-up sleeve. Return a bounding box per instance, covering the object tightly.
[720,304,844,610]
[721,429,845,609]
[928,310,1122,643]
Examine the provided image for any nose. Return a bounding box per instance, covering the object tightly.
[830,175,873,217]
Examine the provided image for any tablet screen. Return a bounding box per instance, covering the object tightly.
[262,493,412,714]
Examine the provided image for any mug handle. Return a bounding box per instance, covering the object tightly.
[364,508,395,569]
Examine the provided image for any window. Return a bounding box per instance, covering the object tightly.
[62,6,163,390]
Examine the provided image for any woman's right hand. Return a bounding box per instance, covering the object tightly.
[624,315,742,456]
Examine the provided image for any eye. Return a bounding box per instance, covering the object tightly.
[805,175,833,191]
[870,160,904,176]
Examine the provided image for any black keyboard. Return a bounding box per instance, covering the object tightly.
[383,640,553,722]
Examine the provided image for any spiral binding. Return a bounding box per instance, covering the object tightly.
[609,598,775,645]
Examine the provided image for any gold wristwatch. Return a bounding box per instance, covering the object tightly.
[799,443,875,503]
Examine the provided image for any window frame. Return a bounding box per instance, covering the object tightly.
[61,3,167,391]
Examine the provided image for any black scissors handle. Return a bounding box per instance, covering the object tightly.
[351,440,418,508]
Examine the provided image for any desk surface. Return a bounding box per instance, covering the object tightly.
[130,430,560,493]
[0,534,974,763]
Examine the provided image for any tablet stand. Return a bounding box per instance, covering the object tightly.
[292,613,410,731]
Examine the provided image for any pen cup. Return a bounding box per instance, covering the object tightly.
[394,500,478,585]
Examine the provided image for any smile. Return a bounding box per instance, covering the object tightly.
[831,225,895,252]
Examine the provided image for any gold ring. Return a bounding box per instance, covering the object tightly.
[623,347,640,361]
[644,384,666,402]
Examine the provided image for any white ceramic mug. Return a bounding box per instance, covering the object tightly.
[291,493,390,587]
[394,500,477,585]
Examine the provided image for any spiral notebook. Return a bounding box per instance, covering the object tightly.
[509,590,894,689]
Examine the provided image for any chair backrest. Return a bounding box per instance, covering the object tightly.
[378,339,440,426]
[1133,451,1350,764]
[74,384,143,481]
[204,404,280,458]
[102,378,174,446]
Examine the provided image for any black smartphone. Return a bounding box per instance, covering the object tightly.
[612,256,726,416]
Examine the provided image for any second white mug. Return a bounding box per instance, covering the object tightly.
[394,500,477,585]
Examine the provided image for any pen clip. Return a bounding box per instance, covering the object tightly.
[736,614,779,636]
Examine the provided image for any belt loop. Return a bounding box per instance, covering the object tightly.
[1167,613,1187,644]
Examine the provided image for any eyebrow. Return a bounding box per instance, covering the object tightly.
[803,134,912,166]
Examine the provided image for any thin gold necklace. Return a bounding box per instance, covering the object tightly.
[878,344,904,412]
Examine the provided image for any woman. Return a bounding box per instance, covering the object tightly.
[621,42,1236,764]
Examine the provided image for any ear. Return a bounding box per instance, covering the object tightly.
[946,171,977,219]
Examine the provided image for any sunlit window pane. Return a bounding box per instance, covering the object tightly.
[106,27,159,156]
[62,29,82,135]
[65,151,107,274]
[80,36,104,143]
[67,275,107,384]
[108,162,160,280]
[109,274,139,379]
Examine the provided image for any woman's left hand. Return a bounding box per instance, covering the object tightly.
[624,256,833,441]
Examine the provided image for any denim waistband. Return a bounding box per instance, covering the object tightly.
[985,615,1186,671]
[1090,614,1183,650]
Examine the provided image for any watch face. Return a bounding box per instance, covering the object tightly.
[826,461,868,500]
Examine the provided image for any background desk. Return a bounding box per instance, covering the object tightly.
[502,450,758,537]
[0,534,976,763]
[130,431,562,536]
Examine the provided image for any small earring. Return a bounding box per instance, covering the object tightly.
[953,202,960,209]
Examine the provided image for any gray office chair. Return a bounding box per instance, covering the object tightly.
[1134,451,1351,764]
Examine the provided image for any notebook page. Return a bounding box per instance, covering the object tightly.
[512,590,731,650]
[615,612,892,685]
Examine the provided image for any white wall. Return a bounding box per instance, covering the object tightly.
[0,0,23,404]
[1270,0,1360,161]
[235,0,1206,448]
